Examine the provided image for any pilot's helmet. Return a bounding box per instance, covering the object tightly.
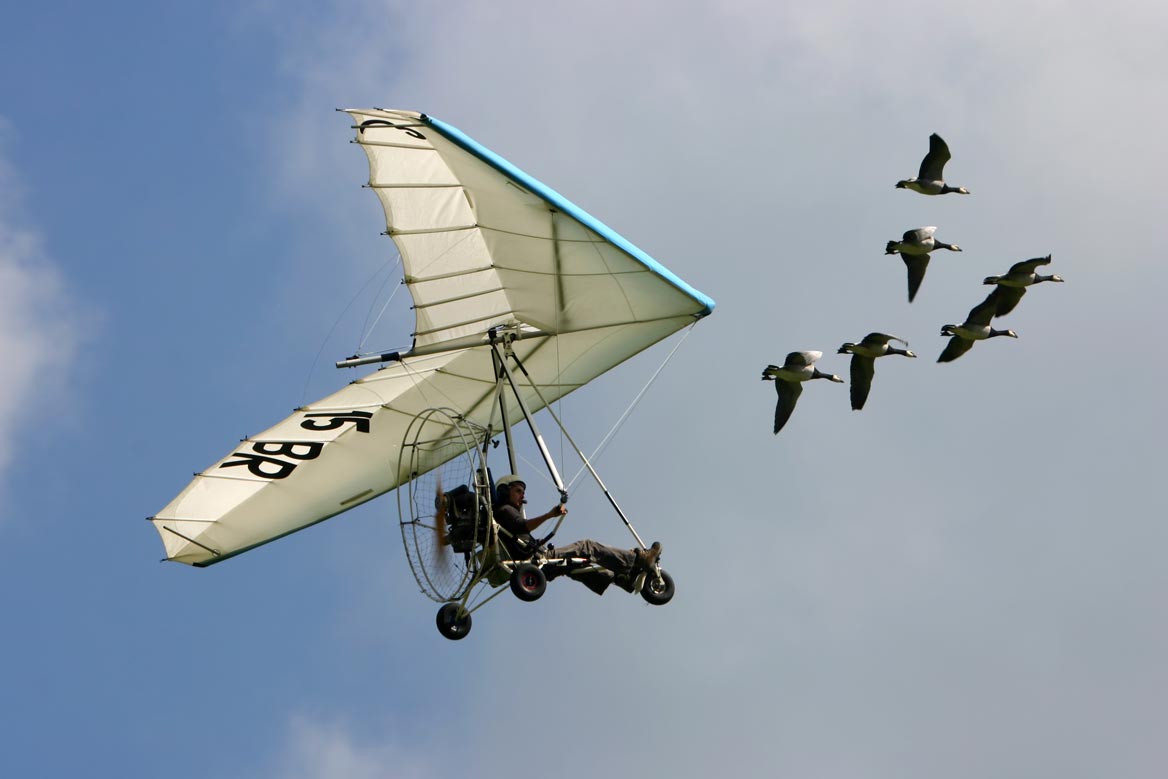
[495,473,526,500]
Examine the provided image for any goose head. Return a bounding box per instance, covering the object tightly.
[943,185,971,195]
[1041,274,1065,283]
[838,343,856,354]
[940,324,958,336]
[895,179,914,189]
[983,274,1003,285]
[935,241,962,252]
[989,328,1019,339]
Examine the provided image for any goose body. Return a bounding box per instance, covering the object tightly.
[884,226,963,302]
[837,333,916,410]
[984,254,1064,316]
[895,133,970,195]
[938,297,1018,363]
[761,351,844,434]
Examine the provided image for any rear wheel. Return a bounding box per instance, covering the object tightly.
[640,569,675,605]
[509,563,547,602]
[436,603,472,640]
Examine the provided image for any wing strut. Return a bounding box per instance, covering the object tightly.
[489,336,566,501]
[490,347,518,476]
[496,337,647,550]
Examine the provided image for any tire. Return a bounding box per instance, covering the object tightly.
[436,602,472,640]
[509,563,547,602]
[640,569,675,606]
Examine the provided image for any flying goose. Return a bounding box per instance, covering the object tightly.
[983,255,1064,317]
[761,351,844,434]
[837,333,917,410]
[895,133,970,195]
[937,297,1018,363]
[884,226,963,302]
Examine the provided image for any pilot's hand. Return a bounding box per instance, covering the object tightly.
[552,504,568,517]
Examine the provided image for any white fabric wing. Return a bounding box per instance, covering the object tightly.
[151,109,714,566]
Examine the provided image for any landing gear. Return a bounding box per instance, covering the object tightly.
[436,602,472,640]
[640,569,675,605]
[509,563,547,602]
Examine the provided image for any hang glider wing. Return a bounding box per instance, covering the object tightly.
[150,109,714,566]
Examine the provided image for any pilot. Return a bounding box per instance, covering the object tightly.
[492,473,661,595]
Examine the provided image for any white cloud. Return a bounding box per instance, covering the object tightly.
[274,714,436,779]
[0,122,87,494]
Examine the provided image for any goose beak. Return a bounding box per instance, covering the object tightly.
[906,351,917,358]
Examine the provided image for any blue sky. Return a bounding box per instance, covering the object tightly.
[3,1,1167,777]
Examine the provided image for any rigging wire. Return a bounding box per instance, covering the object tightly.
[357,275,406,353]
[516,451,557,490]
[566,322,696,490]
[300,254,402,406]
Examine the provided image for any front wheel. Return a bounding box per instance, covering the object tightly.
[436,602,472,640]
[640,569,675,605]
[509,563,547,602]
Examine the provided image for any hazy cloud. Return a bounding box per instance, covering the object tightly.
[274,715,436,779]
[0,123,86,495]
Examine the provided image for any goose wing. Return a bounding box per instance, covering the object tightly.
[966,295,999,326]
[785,350,821,367]
[861,332,908,348]
[919,134,951,181]
[987,285,1026,317]
[903,225,937,244]
[903,254,931,302]
[849,355,876,410]
[773,379,805,434]
[937,335,975,363]
[1008,255,1053,275]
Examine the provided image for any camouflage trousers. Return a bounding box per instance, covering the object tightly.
[552,539,638,595]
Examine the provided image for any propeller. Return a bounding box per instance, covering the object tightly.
[433,474,449,560]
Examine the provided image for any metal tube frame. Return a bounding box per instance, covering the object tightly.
[487,332,646,550]
[505,346,647,549]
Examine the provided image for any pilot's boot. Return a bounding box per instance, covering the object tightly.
[632,541,662,574]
